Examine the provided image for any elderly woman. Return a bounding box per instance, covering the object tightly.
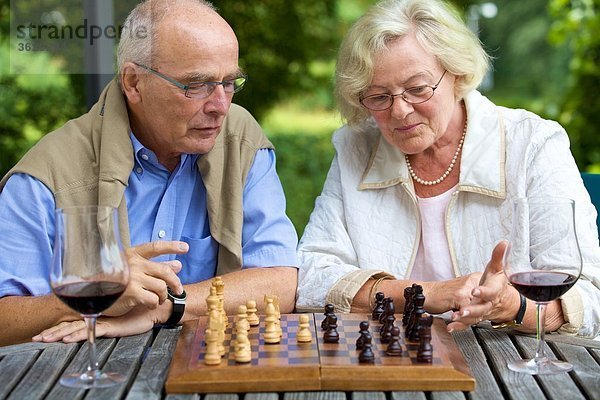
[296,0,600,338]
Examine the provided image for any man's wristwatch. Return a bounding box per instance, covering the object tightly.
[164,287,186,328]
[491,293,527,329]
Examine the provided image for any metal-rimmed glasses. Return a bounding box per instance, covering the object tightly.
[133,62,247,99]
[359,70,447,111]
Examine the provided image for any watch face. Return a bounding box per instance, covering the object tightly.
[168,287,187,301]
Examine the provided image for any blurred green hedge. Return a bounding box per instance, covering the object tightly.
[269,132,335,237]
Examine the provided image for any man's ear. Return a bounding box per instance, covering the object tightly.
[120,62,143,104]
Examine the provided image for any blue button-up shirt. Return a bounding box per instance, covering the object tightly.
[0,135,298,297]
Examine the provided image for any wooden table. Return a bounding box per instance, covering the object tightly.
[1,323,599,400]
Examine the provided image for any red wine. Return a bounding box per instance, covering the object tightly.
[509,271,577,302]
[53,281,126,315]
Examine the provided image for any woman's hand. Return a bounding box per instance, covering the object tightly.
[420,272,483,314]
[446,241,521,331]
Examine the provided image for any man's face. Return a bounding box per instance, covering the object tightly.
[128,10,241,169]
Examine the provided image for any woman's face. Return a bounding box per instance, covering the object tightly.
[363,33,459,155]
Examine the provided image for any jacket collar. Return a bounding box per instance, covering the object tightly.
[359,90,506,199]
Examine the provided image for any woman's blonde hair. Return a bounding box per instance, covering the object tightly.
[335,0,491,126]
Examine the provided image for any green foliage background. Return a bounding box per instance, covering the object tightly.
[1,0,599,236]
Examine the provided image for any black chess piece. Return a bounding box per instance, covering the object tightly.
[371,292,385,320]
[380,312,396,344]
[386,326,403,356]
[408,286,425,342]
[417,314,434,363]
[356,321,370,350]
[321,303,335,330]
[402,286,414,326]
[379,297,391,325]
[358,332,375,363]
[323,314,340,343]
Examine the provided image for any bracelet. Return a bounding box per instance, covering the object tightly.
[368,276,393,310]
[491,293,527,329]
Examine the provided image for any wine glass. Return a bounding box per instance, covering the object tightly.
[50,205,130,388]
[503,197,582,375]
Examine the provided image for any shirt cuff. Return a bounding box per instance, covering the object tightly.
[326,270,395,313]
[557,286,584,335]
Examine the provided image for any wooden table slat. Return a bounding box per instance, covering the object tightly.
[43,339,115,400]
[164,394,201,400]
[429,391,467,400]
[125,327,181,400]
[243,393,279,400]
[391,391,427,400]
[283,392,346,400]
[7,343,79,400]
[551,341,600,400]
[204,394,240,400]
[451,328,503,400]
[351,391,386,400]
[0,350,40,399]
[476,328,545,399]
[513,335,585,400]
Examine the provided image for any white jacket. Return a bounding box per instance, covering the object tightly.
[297,90,600,338]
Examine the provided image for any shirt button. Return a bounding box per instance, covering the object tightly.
[141,153,149,161]
[136,167,143,174]
[158,230,166,238]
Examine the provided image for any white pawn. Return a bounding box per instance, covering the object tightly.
[263,298,280,344]
[237,304,250,333]
[204,328,221,365]
[246,299,260,326]
[234,326,252,363]
[296,314,313,343]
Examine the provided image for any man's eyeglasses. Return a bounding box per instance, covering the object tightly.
[133,62,247,99]
[359,70,447,111]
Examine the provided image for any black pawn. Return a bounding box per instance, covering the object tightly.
[371,292,385,320]
[324,314,340,343]
[358,332,375,363]
[379,297,390,324]
[356,321,370,350]
[386,326,403,356]
[321,303,334,330]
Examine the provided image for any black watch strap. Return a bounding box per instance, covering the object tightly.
[491,293,527,329]
[164,287,186,328]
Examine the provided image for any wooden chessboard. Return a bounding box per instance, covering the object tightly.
[165,313,475,393]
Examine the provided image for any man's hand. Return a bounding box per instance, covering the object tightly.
[446,240,521,331]
[103,241,188,317]
[32,304,169,343]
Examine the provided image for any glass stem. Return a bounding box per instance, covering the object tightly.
[84,316,100,380]
[534,302,547,362]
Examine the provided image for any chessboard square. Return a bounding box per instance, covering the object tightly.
[288,356,319,365]
[259,350,289,358]
[320,349,350,358]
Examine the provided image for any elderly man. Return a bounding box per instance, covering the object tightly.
[0,0,298,345]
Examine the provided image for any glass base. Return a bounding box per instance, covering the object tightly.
[508,357,573,375]
[59,371,126,388]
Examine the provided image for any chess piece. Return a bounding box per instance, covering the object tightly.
[213,277,227,328]
[324,314,340,343]
[203,328,221,365]
[234,325,252,363]
[206,286,219,317]
[371,292,385,320]
[358,332,375,363]
[356,321,370,350]
[402,286,414,326]
[408,286,425,342]
[386,326,403,356]
[417,314,434,363]
[321,303,335,330]
[379,297,390,324]
[296,314,313,343]
[263,298,281,344]
[236,304,250,333]
[207,303,225,356]
[380,311,396,344]
[246,299,260,326]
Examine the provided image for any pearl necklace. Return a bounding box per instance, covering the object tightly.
[405,120,467,186]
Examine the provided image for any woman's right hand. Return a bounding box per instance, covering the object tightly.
[419,272,483,314]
